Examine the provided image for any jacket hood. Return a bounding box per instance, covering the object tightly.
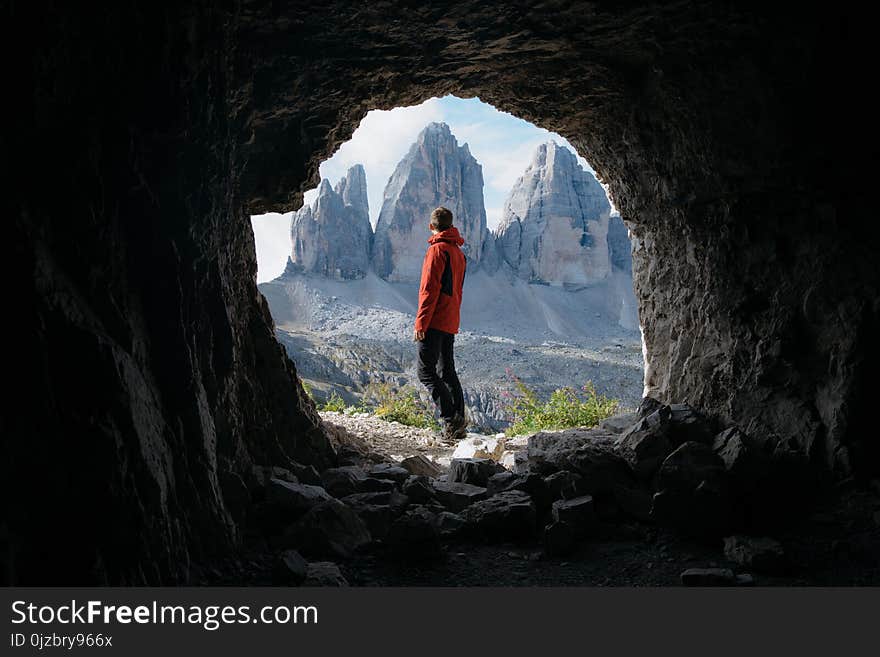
[428,226,465,246]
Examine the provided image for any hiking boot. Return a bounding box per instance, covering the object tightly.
[442,414,468,442]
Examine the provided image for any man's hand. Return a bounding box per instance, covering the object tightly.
[414,329,426,342]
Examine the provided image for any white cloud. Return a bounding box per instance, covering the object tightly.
[485,206,504,231]
[250,213,291,283]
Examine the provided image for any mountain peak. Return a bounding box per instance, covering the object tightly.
[495,141,612,285]
[317,178,334,196]
[420,121,452,136]
[289,168,373,280]
[372,122,490,282]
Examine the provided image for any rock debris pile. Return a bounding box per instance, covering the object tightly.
[238,397,810,585]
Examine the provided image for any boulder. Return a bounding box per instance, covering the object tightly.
[402,475,436,504]
[680,568,736,586]
[400,455,445,478]
[651,443,734,535]
[348,504,394,541]
[285,499,371,559]
[614,407,674,479]
[657,442,727,493]
[249,466,295,502]
[600,412,639,435]
[274,549,308,584]
[486,472,551,509]
[551,495,596,532]
[303,562,349,587]
[527,429,631,494]
[449,458,500,487]
[340,491,407,508]
[320,466,367,498]
[637,396,664,418]
[386,506,442,558]
[434,511,467,537]
[462,490,537,540]
[451,434,506,461]
[431,481,488,512]
[544,470,584,500]
[712,427,770,487]
[736,573,756,586]
[667,403,712,445]
[288,462,323,486]
[267,479,333,516]
[723,535,787,573]
[356,477,397,493]
[612,485,654,522]
[369,463,411,484]
[650,483,732,536]
[339,491,407,541]
[543,521,577,557]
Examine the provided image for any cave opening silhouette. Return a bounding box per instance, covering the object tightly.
[5,2,876,584]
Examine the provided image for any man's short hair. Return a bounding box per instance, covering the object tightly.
[430,206,454,229]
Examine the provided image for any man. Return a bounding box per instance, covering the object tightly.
[414,206,468,442]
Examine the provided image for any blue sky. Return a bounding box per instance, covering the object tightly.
[251,95,609,283]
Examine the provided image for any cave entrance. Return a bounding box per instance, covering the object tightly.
[251,95,644,467]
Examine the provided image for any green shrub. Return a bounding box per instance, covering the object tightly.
[301,379,314,400]
[319,391,347,412]
[362,382,439,430]
[503,374,619,436]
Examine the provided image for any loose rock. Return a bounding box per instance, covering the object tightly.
[268,479,333,516]
[544,470,584,500]
[431,480,488,512]
[275,549,308,584]
[369,463,410,484]
[462,490,537,540]
[451,435,505,461]
[402,475,436,504]
[303,562,349,586]
[723,535,787,573]
[386,506,442,558]
[657,442,727,493]
[680,568,736,586]
[551,495,596,533]
[449,458,500,487]
[320,466,368,498]
[286,499,371,559]
[400,455,445,478]
[615,407,673,479]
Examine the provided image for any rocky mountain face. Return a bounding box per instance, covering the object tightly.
[372,122,492,282]
[288,164,373,280]
[607,214,632,274]
[495,142,612,286]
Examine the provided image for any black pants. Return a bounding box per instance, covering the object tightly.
[417,328,464,422]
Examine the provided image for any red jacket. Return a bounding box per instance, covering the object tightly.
[415,227,467,334]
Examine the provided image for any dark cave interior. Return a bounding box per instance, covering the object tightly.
[2,2,877,584]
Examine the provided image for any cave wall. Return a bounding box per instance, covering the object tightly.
[3,1,875,583]
[4,2,335,584]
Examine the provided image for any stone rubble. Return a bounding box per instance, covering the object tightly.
[245,398,818,584]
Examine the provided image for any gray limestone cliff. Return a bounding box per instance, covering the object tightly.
[372,122,492,282]
[607,214,632,275]
[495,141,612,285]
[288,164,372,280]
